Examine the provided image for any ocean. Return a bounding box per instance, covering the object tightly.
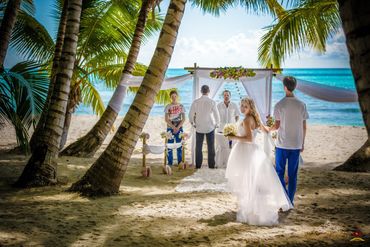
[75,68,364,126]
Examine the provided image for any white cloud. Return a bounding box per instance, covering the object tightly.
[137,29,350,69]
[282,30,349,67]
[169,31,263,68]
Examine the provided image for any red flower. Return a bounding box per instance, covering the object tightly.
[351,231,363,237]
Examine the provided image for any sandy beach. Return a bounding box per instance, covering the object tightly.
[0,115,369,246]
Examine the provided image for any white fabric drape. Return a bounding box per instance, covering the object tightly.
[240,71,273,124]
[275,74,358,102]
[107,73,193,113]
[190,69,273,166]
[143,143,183,155]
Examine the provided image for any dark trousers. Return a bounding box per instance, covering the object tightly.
[196,130,215,169]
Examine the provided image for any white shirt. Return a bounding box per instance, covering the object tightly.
[189,95,220,133]
[273,96,309,149]
[217,101,241,129]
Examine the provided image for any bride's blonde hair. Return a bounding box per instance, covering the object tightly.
[241,97,262,128]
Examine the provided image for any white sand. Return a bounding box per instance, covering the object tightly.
[0,115,369,246]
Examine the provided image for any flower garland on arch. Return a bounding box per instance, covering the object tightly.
[209,67,256,80]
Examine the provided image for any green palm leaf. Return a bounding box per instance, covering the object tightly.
[0,61,49,153]
[80,77,105,116]
[191,0,236,16]
[85,48,147,89]
[258,0,340,67]
[10,11,54,63]
[128,87,174,105]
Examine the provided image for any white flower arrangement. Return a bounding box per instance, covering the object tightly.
[179,132,189,140]
[223,123,238,137]
[160,131,174,140]
[139,132,150,140]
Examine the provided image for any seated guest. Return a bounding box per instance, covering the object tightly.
[164,90,186,166]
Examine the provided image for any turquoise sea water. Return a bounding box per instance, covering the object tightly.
[76,68,364,126]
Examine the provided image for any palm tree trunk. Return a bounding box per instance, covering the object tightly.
[29,0,69,151]
[0,0,22,70]
[334,0,370,172]
[60,0,152,157]
[15,0,83,187]
[59,96,75,149]
[69,0,187,196]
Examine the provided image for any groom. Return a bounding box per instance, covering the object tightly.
[189,85,220,169]
[268,76,309,205]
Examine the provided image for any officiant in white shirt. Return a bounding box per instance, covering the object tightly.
[216,90,241,168]
[217,90,240,129]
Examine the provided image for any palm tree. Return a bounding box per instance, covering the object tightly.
[60,0,286,158]
[258,0,340,68]
[15,0,83,187]
[0,0,22,69]
[60,0,158,156]
[0,0,52,153]
[22,0,163,151]
[0,62,49,153]
[334,0,370,172]
[29,0,69,152]
[69,0,285,196]
[257,0,369,172]
[69,0,187,195]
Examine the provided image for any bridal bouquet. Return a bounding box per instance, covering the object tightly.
[266,115,275,127]
[266,116,277,139]
[223,123,237,137]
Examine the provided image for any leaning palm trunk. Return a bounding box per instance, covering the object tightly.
[60,0,152,156]
[0,0,22,69]
[29,0,69,152]
[69,0,186,195]
[15,0,82,187]
[334,0,370,172]
[59,94,75,149]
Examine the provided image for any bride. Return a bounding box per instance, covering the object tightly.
[225,97,293,226]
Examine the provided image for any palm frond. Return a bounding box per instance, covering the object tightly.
[9,61,49,116]
[84,47,147,88]
[191,0,236,16]
[0,61,49,153]
[128,87,174,105]
[79,77,106,116]
[78,0,163,63]
[258,0,340,67]
[239,0,284,16]
[20,0,35,16]
[265,0,286,19]
[11,11,54,63]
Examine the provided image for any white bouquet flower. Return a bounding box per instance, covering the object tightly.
[160,131,174,140]
[223,123,237,137]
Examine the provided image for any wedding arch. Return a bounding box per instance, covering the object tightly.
[106,64,358,165]
[108,63,358,119]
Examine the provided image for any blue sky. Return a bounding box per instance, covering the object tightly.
[5,0,350,68]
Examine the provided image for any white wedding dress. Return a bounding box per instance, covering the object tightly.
[225,123,293,226]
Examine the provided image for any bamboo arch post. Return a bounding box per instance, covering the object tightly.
[139,133,151,177]
[178,133,189,170]
[161,133,172,176]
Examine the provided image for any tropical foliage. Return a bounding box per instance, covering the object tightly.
[0,62,49,153]
[0,0,168,152]
[258,0,341,67]
[11,0,164,116]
